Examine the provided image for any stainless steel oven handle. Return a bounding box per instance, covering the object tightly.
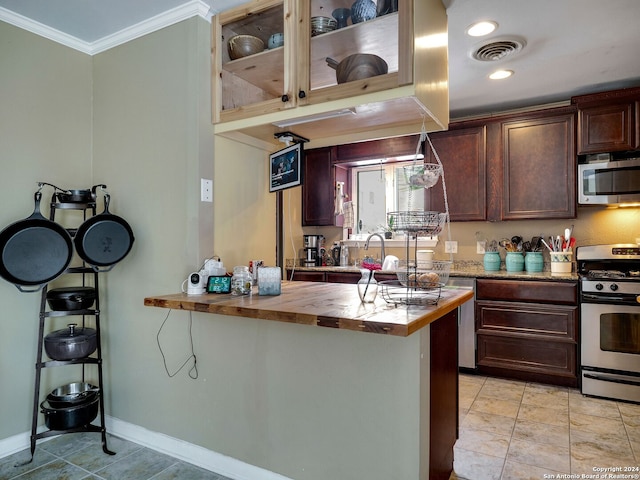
[584,372,640,387]
[581,292,640,305]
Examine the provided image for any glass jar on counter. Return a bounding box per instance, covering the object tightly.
[231,266,252,295]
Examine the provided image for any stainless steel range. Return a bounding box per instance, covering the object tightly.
[576,244,640,403]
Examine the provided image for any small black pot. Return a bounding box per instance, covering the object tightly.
[56,189,94,203]
[46,287,96,311]
[41,394,99,430]
[44,324,97,360]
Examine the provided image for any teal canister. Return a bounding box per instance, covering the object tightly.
[505,252,524,272]
[525,251,544,273]
[483,251,501,271]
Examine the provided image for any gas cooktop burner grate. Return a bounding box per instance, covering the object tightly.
[587,270,627,279]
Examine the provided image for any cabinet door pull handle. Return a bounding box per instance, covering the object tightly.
[281,94,289,103]
[298,90,306,99]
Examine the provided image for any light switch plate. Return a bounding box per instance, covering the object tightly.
[445,241,458,253]
[201,178,213,202]
[477,241,486,254]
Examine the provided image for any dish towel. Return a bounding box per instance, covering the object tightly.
[343,201,354,229]
[334,182,345,216]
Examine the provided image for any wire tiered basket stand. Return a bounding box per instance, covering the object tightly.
[379,135,453,306]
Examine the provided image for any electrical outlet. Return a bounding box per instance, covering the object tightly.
[201,178,212,202]
[477,241,486,254]
[445,241,458,253]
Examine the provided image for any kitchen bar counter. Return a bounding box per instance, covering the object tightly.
[144,281,473,337]
[144,281,469,480]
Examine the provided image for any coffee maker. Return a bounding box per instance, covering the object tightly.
[303,235,322,266]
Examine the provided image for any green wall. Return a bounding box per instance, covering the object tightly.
[0,21,93,438]
[0,15,276,462]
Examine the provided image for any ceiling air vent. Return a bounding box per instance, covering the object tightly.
[471,37,526,62]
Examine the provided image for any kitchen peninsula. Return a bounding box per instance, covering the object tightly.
[145,282,473,480]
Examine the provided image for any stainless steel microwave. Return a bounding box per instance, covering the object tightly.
[578,158,640,205]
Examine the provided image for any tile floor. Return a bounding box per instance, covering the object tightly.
[0,433,231,480]
[2,375,639,480]
[452,373,640,480]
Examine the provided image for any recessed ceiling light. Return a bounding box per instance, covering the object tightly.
[489,69,513,80]
[466,21,498,37]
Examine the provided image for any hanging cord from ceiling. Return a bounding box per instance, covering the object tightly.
[156,309,198,379]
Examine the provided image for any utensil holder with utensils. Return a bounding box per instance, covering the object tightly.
[550,251,573,274]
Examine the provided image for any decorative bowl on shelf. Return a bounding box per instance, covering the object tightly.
[311,16,337,36]
[351,0,377,23]
[332,8,351,28]
[267,33,284,49]
[228,34,264,60]
[326,54,388,84]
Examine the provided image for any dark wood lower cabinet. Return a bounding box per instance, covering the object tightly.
[475,279,579,387]
[286,270,325,282]
[287,270,397,284]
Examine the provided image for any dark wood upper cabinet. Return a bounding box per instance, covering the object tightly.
[576,103,635,154]
[500,110,576,220]
[302,147,347,226]
[425,126,487,221]
[305,102,581,224]
[572,86,640,155]
[334,135,420,164]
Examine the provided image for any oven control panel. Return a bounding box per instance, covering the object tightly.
[612,246,640,256]
[582,279,640,296]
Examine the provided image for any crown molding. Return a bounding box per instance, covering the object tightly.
[90,0,213,55]
[0,6,91,53]
[0,0,213,56]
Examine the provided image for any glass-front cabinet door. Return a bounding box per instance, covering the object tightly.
[212,0,296,123]
[301,0,407,104]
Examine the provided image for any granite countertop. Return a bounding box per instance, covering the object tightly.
[287,262,579,281]
[144,281,474,337]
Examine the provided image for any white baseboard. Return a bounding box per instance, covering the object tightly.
[0,418,292,480]
[106,416,292,480]
[0,426,50,459]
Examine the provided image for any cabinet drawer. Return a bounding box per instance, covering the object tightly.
[326,272,359,284]
[476,300,577,341]
[286,271,325,282]
[477,334,577,379]
[476,279,577,304]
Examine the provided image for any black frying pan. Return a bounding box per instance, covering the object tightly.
[74,193,134,271]
[0,192,73,292]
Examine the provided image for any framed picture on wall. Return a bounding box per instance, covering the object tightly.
[269,142,303,192]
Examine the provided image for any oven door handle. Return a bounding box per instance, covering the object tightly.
[584,372,640,387]
[581,292,640,305]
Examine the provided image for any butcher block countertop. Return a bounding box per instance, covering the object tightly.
[144,281,473,337]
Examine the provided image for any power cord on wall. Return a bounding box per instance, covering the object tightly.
[156,309,198,379]
[287,188,298,281]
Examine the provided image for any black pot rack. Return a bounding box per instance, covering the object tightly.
[25,187,115,463]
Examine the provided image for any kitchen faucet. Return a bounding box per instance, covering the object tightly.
[364,233,386,262]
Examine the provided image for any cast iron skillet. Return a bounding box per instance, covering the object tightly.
[0,192,73,292]
[74,193,134,271]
